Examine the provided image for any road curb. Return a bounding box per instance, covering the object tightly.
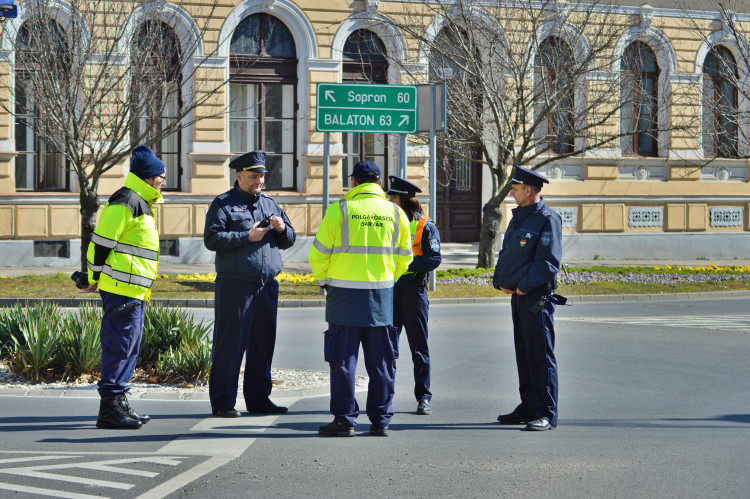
[0,384,335,401]
[2,289,750,308]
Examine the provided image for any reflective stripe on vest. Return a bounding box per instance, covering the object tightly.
[100,264,155,289]
[93,233,158,261]
[412,214,428,256]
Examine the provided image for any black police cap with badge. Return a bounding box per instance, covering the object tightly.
[386,176,422,196]
[508,165,549,188]
[230,150,267,173]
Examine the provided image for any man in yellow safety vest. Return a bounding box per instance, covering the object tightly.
[85,145,165,430]
[309,161,412,437]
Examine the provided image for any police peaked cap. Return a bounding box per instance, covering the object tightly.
[230,150,267,173]
[386,176,422,196]
[509,165,549,188]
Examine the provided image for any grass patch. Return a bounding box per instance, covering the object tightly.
[1,266,750,301]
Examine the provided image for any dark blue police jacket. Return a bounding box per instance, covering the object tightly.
[204,182,296,284]
[493,199,562,293]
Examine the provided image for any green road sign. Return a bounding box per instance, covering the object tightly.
[316,83,418,134]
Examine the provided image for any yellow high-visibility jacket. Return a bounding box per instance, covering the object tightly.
[87,172,163,301]
[308,181,412,326]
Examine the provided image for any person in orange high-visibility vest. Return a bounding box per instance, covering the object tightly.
[387,176,442,416]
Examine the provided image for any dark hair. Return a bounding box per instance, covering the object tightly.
[354,175,380,184]
[530,185,542,194]
[395,195,424,221]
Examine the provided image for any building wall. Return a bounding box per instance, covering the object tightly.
[0,0,748,263]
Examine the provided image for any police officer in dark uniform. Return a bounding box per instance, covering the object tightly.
[493,165,564,431]
[387,176,442,415]
[204,150,296,417]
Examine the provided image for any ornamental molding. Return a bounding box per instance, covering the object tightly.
[710,207,743,227]
[629,207,663,227]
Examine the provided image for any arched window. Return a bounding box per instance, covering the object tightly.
[703,46,738,158]
[15,20,69,191]
[429,27,483,242]
[621,41,659,157]
[229,14,297,190]
[341,29,388,188]
[535,37,575,155]
[131,21,183,190]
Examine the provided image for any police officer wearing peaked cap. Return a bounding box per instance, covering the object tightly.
[387,176,441,415]
[204,149,296,418]
[493,165,564,431]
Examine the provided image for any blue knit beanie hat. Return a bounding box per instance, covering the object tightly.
[130,145,166,180]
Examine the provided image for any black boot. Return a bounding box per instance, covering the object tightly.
[116,393,150,424]
[96,395,142,430]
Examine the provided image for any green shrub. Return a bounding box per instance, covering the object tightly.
[139,303,184,365]
[59,303,102,380]
[0,303,28,353]
[157,313,212,383]
[9,302,64,381]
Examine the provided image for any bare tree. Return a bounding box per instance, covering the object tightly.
[372,0,698,267]
[0,0,231,270]
[678,0,750,160]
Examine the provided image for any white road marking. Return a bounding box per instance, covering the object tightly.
[146,396,301,497]
[0,482,102,498]
[0,456,188,494]
[0,455,78,465]
[0,396,302,497]
[560,315,750,331]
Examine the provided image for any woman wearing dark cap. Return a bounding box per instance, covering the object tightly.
[387,175,442,415]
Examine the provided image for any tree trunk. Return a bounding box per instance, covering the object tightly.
[477,183,512,268]
[477,194,502,268]
[79,182,100,272]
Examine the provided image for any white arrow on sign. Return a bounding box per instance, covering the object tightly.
[325,90,336,103]
[398,115,409,127]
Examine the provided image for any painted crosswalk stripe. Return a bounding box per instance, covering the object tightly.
[560,315,750,330]
[0,482,102,499]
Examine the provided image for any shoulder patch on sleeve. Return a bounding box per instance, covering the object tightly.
[541,231,552,246]
[430,238,440,253]
[217,192,230,200]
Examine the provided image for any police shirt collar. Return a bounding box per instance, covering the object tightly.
[233,181,261,204]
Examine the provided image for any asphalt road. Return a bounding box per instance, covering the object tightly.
[1,298,749,498]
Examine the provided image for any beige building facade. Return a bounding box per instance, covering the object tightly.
[0,0,749,265]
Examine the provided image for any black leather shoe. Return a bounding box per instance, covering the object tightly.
[525,417,556,431]
[497,412,531,424]
[96,396,142,430]
[318,421,355,437]
[369,425,390,436]
[416,398,431,415]
[116,393,150,424]
[247,400,288,414]
[213,409,242,418]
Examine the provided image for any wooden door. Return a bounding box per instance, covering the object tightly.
[435,148,482,242]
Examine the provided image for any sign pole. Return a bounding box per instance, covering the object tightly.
[429,83,437,291]
[398,134,407,178]
[323,132,330,213]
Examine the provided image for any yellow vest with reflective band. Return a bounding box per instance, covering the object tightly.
[87,172,163,301]
[308,182,412,289]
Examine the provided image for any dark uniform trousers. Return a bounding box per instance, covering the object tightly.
[98,290,145,397]
[209,276,279,413]
[324,324,399,428]
[510,290,558,426]
[393,278,431,402]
